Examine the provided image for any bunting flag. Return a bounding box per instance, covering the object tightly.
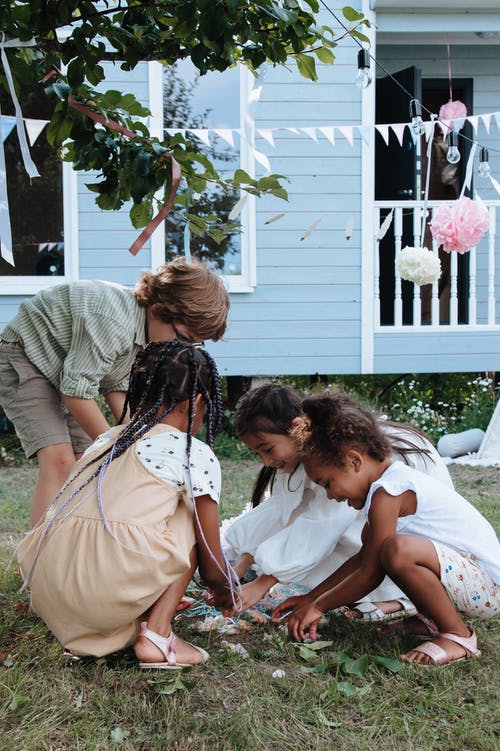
[26,118,49,146]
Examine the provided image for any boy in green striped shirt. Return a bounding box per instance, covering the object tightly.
[0,257,229,526]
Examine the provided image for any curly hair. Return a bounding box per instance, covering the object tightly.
[293,389,393,467]
[134,256,229,341]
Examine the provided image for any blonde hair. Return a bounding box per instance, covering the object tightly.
[134,256,229,341]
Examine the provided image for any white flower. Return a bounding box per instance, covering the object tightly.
[396,246,441,286]
[272,669,286,679]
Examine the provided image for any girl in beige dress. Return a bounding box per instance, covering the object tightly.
[18,341,239,669]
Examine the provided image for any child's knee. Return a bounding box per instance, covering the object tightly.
[380,534,408,572]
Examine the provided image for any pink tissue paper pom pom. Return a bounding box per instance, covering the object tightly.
[430,196,488,254]
[438,99,468,131]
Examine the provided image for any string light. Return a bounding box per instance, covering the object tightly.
[446,131,461,164]
[478,147,491,178]
[355,48,371,89]
[409,99,425,137]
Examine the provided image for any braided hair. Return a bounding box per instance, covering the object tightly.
[234,383,303,506]
[21,341,224,587]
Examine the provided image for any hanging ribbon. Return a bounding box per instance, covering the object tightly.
[459,141,478,198]
[0,35,39,265]
[421,115,436,241]
[68,96,181,256]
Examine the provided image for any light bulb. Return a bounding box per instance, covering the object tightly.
[478,147,491,178]
[446,131,461,164]
[356,49,371,89]
[356,68,371,89]
[409,99,425,137]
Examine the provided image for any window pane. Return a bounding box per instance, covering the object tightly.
[0,85,64,277]
[163,62,241,275]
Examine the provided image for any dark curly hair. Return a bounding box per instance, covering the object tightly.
[293,389,393,467]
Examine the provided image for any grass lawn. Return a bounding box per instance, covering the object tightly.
[0,461,498,751]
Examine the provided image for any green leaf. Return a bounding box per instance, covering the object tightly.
[130,200,153,228]
[337,681,371,698]
[3,654,14,667]
[317,709,341,728]
[373,656,404,674]
[296,645,318,661]
[295,53,317,81]
[9,694,29,711]
[343,654,369,677]
[302,640,333,651]
[349,29,370,44]
[110,727,130,742]
[315,46,335,65]
[342,6,365,22]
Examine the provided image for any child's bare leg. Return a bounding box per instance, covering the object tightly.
[135,548,204,665]
[381,534,470,665]
[32,444,76,526]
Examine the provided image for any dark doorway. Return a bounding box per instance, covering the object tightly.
[375,67,473,325]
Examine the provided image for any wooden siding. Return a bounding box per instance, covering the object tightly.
[214,3,365,376]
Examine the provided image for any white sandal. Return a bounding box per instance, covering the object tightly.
[338,596,417,623]
[137,622,209,670]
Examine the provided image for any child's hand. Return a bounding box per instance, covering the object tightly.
[285,602,324,642]
[271,593,313,622]
[204,584,240,614]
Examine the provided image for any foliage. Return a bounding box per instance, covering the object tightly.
[0,2,370,242]
[282,372,499,444]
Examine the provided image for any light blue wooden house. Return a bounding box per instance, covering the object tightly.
[1,1,500,377]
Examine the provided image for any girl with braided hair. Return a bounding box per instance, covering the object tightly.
[225,383,452,621]
[273,391,500,667]
[18,341,239,669]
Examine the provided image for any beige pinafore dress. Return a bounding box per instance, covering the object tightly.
[17,424,195,656]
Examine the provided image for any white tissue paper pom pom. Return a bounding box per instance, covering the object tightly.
[396,246,441,286]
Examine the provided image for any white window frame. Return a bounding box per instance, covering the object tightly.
[0,160,79,295]
[150,61,256,293]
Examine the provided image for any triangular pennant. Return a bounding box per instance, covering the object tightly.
[337,126,354,145]
[357,125,372,147]
[25,118,48,146]
[38,243,48,252]
[318,126,335,145]
[190,129,211,146]
[253,148,271,173]
[467,115,479,134]
[258,129,275,147]
[377,209,394,241]
[228,194,248,221]
[300,217,322,241]
[1,116,16,142]
[213,128,235,148]
[489,174,500,196]
[375,124,389,145]
[345,215,354,240]
[285,127,300,135]
[390,123,406,147]
[301,127,318,142]
[494,112,500,131]
[264,212,286,225]
[481,113,492,134]
[165,128,186,138]
[424,120,435,141]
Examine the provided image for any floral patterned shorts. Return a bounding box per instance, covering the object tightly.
[432,541,499,619]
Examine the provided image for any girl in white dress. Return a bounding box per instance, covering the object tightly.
[18,341,239,668]
[273,390,499,666]
[225,383,453,621]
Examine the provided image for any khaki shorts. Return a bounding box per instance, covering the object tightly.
[433,540,499,620]
[0,341,92,458]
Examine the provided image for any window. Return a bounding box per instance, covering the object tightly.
[162,61,256,292]
[0,84,76,293]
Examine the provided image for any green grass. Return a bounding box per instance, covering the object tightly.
[0,462,499,751]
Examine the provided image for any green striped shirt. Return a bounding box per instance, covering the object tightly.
[1,281,147,399]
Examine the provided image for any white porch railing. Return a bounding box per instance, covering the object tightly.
[374,200,500,330]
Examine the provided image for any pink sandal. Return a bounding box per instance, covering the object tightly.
[137,622,209,670]
[380,612,439,639]
[401,622,481,666]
